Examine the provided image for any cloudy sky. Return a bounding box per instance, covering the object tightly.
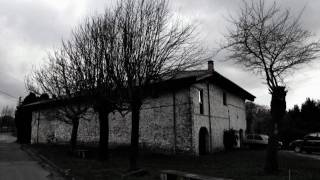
[0,0,320,111]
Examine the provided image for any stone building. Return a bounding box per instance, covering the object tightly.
[27,61,255,155]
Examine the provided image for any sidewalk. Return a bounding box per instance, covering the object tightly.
[0,133,65,180]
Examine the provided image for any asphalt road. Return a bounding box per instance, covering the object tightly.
[0,133,64,180]
[283,150,320,161]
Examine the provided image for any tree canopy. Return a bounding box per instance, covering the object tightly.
[224,0,320,92]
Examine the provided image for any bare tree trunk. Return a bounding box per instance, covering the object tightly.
[265,86,286,173]
[98,108,109,161]
[265,123,278,173]
[129,101,141,170]
[70,118,79,152]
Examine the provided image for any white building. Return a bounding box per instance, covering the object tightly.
[28,61,255,155]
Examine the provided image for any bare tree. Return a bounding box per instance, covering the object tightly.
[60,16,124,160]
[0,105,15,131]
[1,105,14,117]
[107,0,210,170]
[27,50,90,152]
[28,13,125,159]
[27,0,209,168]
[223,0,320,173]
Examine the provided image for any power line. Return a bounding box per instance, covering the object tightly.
[0,72,22,101]
[0,89,18,100]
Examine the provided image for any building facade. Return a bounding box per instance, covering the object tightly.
[29,62,255,155]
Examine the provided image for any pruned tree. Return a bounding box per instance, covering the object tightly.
[28,12,125,160]
[59,16,124,160]
[223,0,320,173]
[107,0,210,170]
[27,0,209,168]
[26,50,90,152]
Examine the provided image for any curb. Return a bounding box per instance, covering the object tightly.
[21,144,74,180]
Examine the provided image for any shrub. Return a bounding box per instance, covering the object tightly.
[223,129,238,151]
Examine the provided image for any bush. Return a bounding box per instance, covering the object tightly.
[223,129,238,151]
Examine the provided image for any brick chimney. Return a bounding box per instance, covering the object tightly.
[208,60,214,72]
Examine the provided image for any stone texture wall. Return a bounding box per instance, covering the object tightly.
[108,88,193,153]
[31,88,193,154]
[191,82,247,155]
[31,107,100,144]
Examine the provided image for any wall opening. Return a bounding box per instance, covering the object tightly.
[223,92,227,106]
[198,89,204,114]
[199,127,209,155]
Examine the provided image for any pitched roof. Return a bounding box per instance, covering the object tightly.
[168,70,255,101]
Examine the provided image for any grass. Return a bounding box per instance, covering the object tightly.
[29,144,320,180]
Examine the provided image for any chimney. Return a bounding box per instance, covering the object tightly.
[208,60,214,72]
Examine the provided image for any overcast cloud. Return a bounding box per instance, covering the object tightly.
[0,0,320,111]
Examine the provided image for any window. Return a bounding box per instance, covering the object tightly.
[223,92,227,105]
[198,89,204,114]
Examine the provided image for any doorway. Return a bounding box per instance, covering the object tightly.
[199,127,209,155]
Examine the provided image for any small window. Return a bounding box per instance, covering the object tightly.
[198,89,204,114]
[223,92,227,105]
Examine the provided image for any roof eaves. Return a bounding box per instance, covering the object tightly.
[195,71,255,101]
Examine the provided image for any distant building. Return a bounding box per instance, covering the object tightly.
[26,61,255,155]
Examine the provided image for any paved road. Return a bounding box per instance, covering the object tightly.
[0,133,64,180]
[283,150,320,161]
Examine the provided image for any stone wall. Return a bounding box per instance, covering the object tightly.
[108,88,193,153]
[31,88,193,154]
[191,82,247,155]
[31,107,100,144]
